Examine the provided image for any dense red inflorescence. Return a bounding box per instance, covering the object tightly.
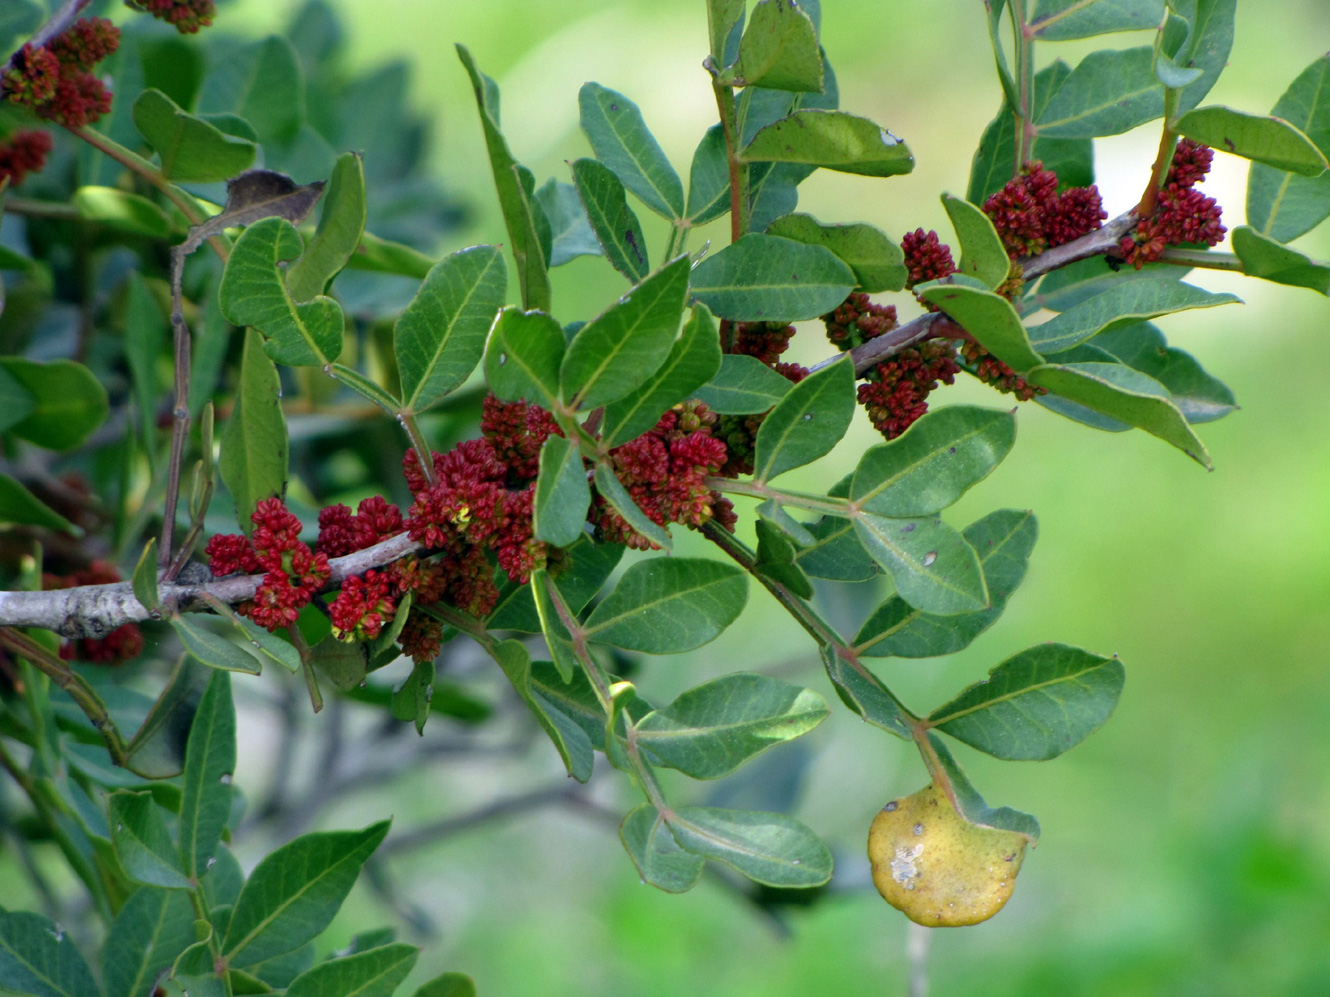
[857,340,961,440]
[1118,139,1225,268]
[1,18,119,128]
[960,341,1042,401]
[982,162,1106,259]
[901,229,958,290]
[125,0,216,34]
[0,129,53,186]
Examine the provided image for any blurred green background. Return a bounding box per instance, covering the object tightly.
[21,1,1330,993]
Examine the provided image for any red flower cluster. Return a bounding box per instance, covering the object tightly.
[901,229,958,290]
[43,561,143,664]
[857,339,961,440]
[730,320,796,365]
[594,403,734,549]
[480,395,561,481]
[823,292,898,350]
[982,162,1106,258]
[960,341,1043,401]
[317,495,403,558]
[329,569,396,641]
[0,129,52,186]
[125,0,216,33]
[1,19,118,128]
[206,497,330,632]
[1118,139,1226,268]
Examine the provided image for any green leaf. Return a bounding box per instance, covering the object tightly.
[130,540,160,615]
[126,658,210,780]
[0,474,77,533]
[1035,46,1163,138]
[584,559,747,653]
[686,125,731,225]
[929,643,1124,760]
[665,808,832,887]
[821,645,910,738]
[941,194,1010,290]
[286,152,367,303]
[132,89,257,182]
[0,365,36,435]
[570,158,649,283]
[328,363,400,414]
[172,616,263,675]
[1177,106,1328,176]
[529,570,580,684]
[635,674,828,779]
[1231,225,1330,295]
[535,178,602,267]
[592,462,673,550]
[0,358,108,451]
[741,110,912,177]
[1030,0,1163,39]
[219,35,305,145]
[310,636,368,693]
[223,822,390,968]
[490,639,593,782]
[219,217,344,367]
[109,792,191,889]
[765,213,905,292]
[578,82,684,219]
[981,0,1017,109]
[489,539,623,632]
[180,670,236,881]
[104,889,196,997]
[123,273,167,459]
[74,187,174,239]
[482,307,565,411]
[0,910,102,997]
[346,233,436,280]
[230,616,301,674]
[727,0,822,92]
[1026,360,1211,466]
[534,435,591,548]
[688,233,855,321]
[707,0,746,64]
[602,304,723,447]
[852,513,988,615]
[1028,256,1188,313]
[693,354,793,414]
[919,282,1043,373]
[285,944,418,997]
[410,974,476,997]
[620,805,705,894]
[1031,280,1240,354]
[456,45,551,311]
[1091,321,1237,422]
[857,510,1037,658]
[1246,55,1330,242]
[396,245,507,415]
[218,329,288,535]
[926,734,1041,842]
[850,406,1016,518]
[792,515,878,581]
[561,257,691,410]
[752,356,854,483]
[1170,0,1235,117]
[754,518,814,596]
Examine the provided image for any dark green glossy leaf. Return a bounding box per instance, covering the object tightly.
[852,513,988,615]
[620,805,705,893]
[286,152,367,303]
[1031,280,1239,353]
[1246,55,1330,242]
[490,639,593,782]
[0,474,77,533]
[930,643,1124,760]
[1028,256,1187,312]
[1026,360,1211,466]
[919,282,1043,373]
[570,157,649,283]
[821,645,910,737]
[109,792,190,889]
[857,510,1037,658]
[666,807,832,887]
[103,889,195,997]
[592,462,672,549]
[792,515,878,581]
[0,358,108,451]
[1091,321,1237,422]
[180,670,236,881]
[223,822,390,968]
[1035,46,1163,138]
[579,83,684,219]
[707,0,746,64]
[171,616,263,675]
[692,354,792,414]
[584,559,747,653]
[410,972,476,997]
[765,213,906,292]
[850,406,1016,518]
[727,0,822,92]
[686,125,731,225]
[0,910,101,997]
[636,673,828,779]
[1177,105,1327,175]
[456,45,550,311]
[530,569,581,683]
[219,217,345,366]
[561,257,690,410]
[483,307,564,411]
[1231,225,1330,295]
[926,735,1040,842]
[1170,0,1235,116]
[689,233,855,321]
[752,356,854,483]
[396,245,507,415]
[602,304,723,447]
[742,110,912,177]
[285,943,418,997]
[132,89,257,182]
[132,540,160,614]
[534,435,591,548]
[535,178,602,267]
[1030,0,1163,39]
[126,658,210,780]
[488,539,623,632]
[941,194,1010,290]
[230,615,301,674]
[218,329,288,535]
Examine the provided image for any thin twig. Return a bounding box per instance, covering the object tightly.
[379,783,589,857]
[908,922,931,997]
[160,245,193,576]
